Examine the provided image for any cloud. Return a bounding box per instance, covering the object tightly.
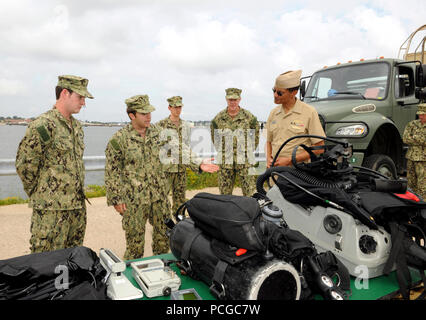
[0,1,425,123]
[155,16,261,73]
[0,78,26,95]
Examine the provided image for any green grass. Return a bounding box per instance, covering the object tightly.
[186,169,219,190]
[0,186,107,206]
[0,197,28,206]
[85,184,106,198]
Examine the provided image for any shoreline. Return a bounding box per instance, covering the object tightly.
[0,187,242,260]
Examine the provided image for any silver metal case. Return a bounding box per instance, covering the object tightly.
[131,259,181,298]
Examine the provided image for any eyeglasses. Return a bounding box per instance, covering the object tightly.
[272,88,285,96]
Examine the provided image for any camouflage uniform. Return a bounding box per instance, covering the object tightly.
[157,102,200,214]
[403,104,426,200]
[105,95,202,260]
[210,88,260,196]
[15,75,93,253]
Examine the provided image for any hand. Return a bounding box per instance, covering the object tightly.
[114,203,127,215]
[273,157,292,167]
[267,156,273,168]
[200,157,219,173]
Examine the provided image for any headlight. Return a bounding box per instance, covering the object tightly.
[335,124,367,136]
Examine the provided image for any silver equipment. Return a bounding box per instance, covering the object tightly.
[99,249,143,300]
[130,259,181,298]
[267,186,393,278]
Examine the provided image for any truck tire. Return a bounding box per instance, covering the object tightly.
[362,154,397,179]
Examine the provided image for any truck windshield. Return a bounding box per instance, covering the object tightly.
[304,62,389,102]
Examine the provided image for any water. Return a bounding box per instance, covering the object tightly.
[0,125,122,199]
[0,125,266,199]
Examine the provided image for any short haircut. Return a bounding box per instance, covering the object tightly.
[126,107,136,120]
[55,86,73,100]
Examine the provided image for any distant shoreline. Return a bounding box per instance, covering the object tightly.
[0,122,126,127]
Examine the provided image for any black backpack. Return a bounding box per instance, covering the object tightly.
[182,193,266,252]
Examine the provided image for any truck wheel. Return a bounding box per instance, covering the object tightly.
[362,154,397,179]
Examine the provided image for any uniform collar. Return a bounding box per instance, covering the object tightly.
[51,107,77,130]
[167,116,182,127]
[417,119,426,127]
[128,123,156,141]
[221,107,245,121]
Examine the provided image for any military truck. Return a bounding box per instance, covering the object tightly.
[299,27,426,178]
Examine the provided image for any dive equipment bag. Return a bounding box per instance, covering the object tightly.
[0,246,108,300]
[169,193,351,300]
[183,193,266,252]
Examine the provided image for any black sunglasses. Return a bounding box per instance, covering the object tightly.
[272,88,285,96]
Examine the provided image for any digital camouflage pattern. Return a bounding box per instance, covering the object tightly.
[403,119,426,161]
[121,200,171,260]
[30,208,86,253]
[210,108,259,169]
[225,88,242,99]
[105,123,202,259]
[406,160,425,200]
[165,171,187,215]
[15,107,87,253]
[156,117,199,214]
[416,103,426,115]
[403,118,426,199]
[16,108,86,210]
[218,167,256,197]
[210,107,259,196]
[105,124,171,206]
[156,118,198,173]
[57,75,94,99]
[125,94,156,113]
[167,96,183,107]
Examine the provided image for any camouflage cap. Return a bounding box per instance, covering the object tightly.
[125,94,156,113]
[275,70,302,89]
[225,88,242,99]
[167,96,183,107]
[57,75,94,99]
[417,103,426,115]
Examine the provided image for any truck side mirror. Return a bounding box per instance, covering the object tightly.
[300,80,306,99]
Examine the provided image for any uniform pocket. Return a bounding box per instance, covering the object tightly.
[30,210,59,251]
[288,125,305,135]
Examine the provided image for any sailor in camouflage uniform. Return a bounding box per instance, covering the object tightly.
[15,75,94,253]
[210,88,260,196]
[105,95,218,260]
[403,103,426,200]
[156,96,216,214]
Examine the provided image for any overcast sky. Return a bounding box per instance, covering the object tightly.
[0,0,425,122]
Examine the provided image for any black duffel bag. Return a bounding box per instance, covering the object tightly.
[182,193,266,252]
[0,246,108,300]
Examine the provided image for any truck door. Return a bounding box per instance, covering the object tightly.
[393,64,418,137]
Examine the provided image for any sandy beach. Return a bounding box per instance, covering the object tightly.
[0,187,242,260]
